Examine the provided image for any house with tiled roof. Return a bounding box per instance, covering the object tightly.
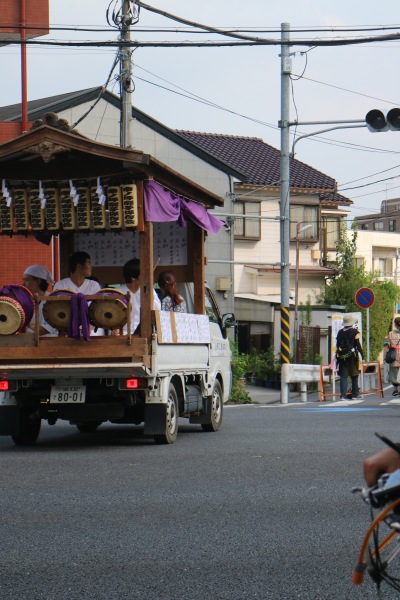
[0,87,352,357]
[176,132,352,353]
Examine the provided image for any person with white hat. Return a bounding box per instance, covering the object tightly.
[336,314,364,401]
[22,265,57,336]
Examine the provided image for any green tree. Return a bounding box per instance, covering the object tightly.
[320,224,398,360]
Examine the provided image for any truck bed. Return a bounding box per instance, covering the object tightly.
[0,334,150,379]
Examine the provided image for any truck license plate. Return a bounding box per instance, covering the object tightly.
[50,386,86,403]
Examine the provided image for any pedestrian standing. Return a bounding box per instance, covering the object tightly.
[336,314,364,400]
[384,316,400,396]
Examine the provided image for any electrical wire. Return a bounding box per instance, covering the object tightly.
[292,73,400,106]
[71,51,120,129]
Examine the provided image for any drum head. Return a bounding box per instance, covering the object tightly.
[0,296,25,335]
[43,289,74,330]
[89,288,128,330]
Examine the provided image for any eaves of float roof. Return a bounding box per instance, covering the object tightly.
[0,124,224,208]
[0,87,246,183]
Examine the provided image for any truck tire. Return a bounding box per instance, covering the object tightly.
[154,383,179,445]
[202,381,223,432]
[76,421,102,433]
[11,409,41,446]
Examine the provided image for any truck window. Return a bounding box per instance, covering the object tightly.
[205,292,219,324]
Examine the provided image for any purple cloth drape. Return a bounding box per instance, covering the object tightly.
[68,293,91,341]
[143,179,226,234]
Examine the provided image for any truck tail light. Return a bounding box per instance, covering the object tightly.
[0,381,9,391]
[125,378,147,390]
[126,379,139,389]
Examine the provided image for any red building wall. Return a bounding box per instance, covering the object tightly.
[0,123,25,143]
[0,0,49,39]
[0,121,53,284]
[0,235,53,285]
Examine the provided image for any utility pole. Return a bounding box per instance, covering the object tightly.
[120,0,133,148]
[279,23,291,370]
[20,0,28,133]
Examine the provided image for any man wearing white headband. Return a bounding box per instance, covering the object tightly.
[22,265,57,336]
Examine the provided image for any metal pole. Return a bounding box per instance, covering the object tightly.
[120,0,132,148]
[367,307,370,362]
[20,0,28,133]
[294,223,300,359]
[279,23,291,383]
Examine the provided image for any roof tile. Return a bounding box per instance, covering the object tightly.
[176,131,341,192]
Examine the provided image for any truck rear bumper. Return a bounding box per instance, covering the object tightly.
[0,363,148,380]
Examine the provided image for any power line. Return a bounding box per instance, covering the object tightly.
[293,73,400,106]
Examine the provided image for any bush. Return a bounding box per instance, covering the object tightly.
[229,340,252,404]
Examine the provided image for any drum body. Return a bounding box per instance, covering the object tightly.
[89,288,128,330]
[43,289,75,331]
[0,284,34,335]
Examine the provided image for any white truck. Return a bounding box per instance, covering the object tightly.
[0,113,234,446]
[0,284,234,445]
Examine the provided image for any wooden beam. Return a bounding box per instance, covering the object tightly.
[139,220,153,341]
[191,222,205,315]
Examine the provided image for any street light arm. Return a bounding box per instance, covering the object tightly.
[291,124,366,157]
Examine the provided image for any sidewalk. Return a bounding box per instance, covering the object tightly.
[245,383,320,405]
[245,383,386,405]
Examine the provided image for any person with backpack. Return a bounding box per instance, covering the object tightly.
[383,316,400,396]
[336,314,364,401]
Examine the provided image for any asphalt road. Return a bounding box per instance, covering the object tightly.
[1,396,400,600]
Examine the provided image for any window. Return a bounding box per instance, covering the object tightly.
[373,221,384,231]
[355,257,364,268]
[290,205,318,240]
[321,216,341,249]
[205,289,220,324]
[361,224,368,230]
[233,201,260,240]
[374,258,392,277]
[389,220,396,232]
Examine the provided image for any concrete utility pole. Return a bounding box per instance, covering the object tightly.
[279,23,291,366]
[120,0,133,148]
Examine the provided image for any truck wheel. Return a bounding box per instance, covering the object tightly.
[154,383,178,445]
[202,381,223,432]
[11,409,41,446]
[76,421,102,433]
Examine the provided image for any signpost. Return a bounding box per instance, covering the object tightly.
[355,287,375,361]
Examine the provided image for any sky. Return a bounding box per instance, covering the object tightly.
[1,0,400,219]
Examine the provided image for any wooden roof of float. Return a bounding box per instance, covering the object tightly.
[0,113,224,208]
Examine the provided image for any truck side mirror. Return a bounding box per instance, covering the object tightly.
[222,313,236,329]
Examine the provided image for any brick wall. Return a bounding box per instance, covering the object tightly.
[0,0,49,38]
[0,235,53,284]
[0,123,24,142]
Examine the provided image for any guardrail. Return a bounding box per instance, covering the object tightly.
[281,364,328,404]
[281,362,384,404]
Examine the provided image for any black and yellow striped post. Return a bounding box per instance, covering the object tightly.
[280,305,291,364]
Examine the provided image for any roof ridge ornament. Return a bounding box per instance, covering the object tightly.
[30,112,72,133]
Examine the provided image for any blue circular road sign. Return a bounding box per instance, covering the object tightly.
[355,287,375,309]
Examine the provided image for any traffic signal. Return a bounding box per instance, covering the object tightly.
[366,108,400,132]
